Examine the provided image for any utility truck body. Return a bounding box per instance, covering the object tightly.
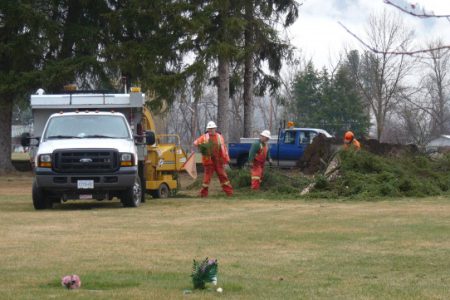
[25,90,187,209]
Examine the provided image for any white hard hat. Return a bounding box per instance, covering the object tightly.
[206,121,217,129]
[260,130,271,139]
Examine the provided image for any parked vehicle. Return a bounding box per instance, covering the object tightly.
[228,127,332,168]
[23,88,187,209]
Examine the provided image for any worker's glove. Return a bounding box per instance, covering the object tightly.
[224,164,231,170]
[268,159,273,166]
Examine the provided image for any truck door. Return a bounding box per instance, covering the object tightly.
[275,130,301,161]
[298,130,316,158]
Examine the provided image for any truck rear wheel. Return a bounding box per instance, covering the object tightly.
[32,179,52,210]
[151,183,169,199]
[121,176,142,207]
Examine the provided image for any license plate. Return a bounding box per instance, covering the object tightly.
[77,180,94,189]
[79,194,93,200]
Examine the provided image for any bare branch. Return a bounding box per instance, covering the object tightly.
[384,0,450,20]
[338,21,450,57]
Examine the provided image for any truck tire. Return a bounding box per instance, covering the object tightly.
[151,183,169,199]
[32,179,52,210]
[121,176,142,207]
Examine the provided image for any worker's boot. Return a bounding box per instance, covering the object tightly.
[200,184,209,197]
[222,181,233,196]
[251,178,261,190]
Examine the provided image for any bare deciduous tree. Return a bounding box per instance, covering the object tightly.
[422,40,450,136]
[348,10,414,141]
[394,39,450,143]
[276,57,303,125]
[398,104,434,146]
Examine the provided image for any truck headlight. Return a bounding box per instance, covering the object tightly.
[38,154,52,168]
[120,153,134,167]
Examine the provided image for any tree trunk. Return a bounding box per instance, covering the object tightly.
[0,99,15,173]
[376,112,384,141]
[436,71,446,135]
[191,98,199,152]
[217,55,230,141]
[243,2,254,138]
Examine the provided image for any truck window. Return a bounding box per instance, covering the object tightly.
[44,115,131,140]
[299,131,318,144]
[283,131,296,144]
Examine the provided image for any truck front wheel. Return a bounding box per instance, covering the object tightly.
[121,176,142,207]
[32,179,52,210]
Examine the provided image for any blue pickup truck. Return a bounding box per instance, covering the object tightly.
[228,128,332,167]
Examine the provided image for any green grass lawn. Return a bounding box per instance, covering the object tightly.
[0,180,449,299]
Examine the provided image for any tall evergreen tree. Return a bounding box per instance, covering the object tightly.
[49,1,111,91]
[242,0,299,137]
[290,62,369,137]
[188,0,243,140]
[327,65,370,137]
[105,0,192,106]
[0,0,199,172]
[291,62,322,126]
[0,1,48,172]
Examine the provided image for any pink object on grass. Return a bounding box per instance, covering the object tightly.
[61,274,81,289]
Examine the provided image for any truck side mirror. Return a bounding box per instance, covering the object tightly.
[21,132,31,147]
[145,131,156,145]
[21,133,39,147]
[135,122,143,143]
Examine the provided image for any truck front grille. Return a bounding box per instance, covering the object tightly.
[53,149,119,173]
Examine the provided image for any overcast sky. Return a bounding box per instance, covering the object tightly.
[288,0,450,68]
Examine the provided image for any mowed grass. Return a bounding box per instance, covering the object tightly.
[0,176,450,299]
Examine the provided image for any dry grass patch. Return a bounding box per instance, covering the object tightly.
[0,179,449,299]
[0,173,33,196]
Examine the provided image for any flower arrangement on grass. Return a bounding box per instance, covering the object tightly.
[61,274,81,289]
[191,257,218,289]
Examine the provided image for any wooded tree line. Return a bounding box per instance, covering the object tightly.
[1,1,449,173]
[163,9,450,150]
[275,9,450,147]
[0,0,299,172]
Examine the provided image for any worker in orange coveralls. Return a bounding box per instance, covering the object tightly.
[193,121,233,197]
[343,131,361,151]
[249,130,273,190]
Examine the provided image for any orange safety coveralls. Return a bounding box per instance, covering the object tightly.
[343,139,361,151]
[251,142,269,190]
[194,133,233,197]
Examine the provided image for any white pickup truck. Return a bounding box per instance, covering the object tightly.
[24,91,149,209]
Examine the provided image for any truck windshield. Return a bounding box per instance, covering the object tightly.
[44,115,131,140]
